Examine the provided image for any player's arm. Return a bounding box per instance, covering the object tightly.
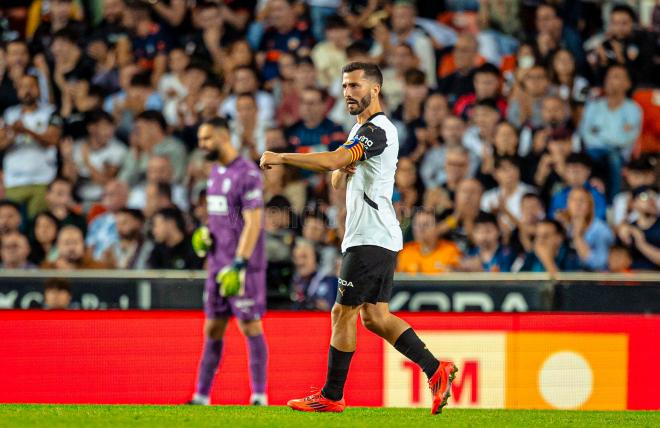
[260,144,363,173]
[235,208,263,260]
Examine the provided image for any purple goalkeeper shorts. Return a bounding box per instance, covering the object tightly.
[204,269,267,321]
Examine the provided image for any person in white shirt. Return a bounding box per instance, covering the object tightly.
[127,155,189,212]
[62,109,127,206]
[0,74,62,217]
[481,156,536,230]
[230,92,269,161]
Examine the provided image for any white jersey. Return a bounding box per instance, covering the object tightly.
[341,112,403,253]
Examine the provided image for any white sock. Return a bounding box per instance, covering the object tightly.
[192,393,210,405]
[250,393,268,405]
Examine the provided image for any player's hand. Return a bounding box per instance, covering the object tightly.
[340,163,357,175]
[191,226,213,258]
[259,151,283,170]
[216,258,247,297]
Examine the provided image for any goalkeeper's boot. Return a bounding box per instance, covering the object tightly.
[428,360,457,415]
[185,393,210,405]
[287,389,346,413]
[250,393,268,406]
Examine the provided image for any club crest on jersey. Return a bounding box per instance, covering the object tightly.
[222,178,232,193]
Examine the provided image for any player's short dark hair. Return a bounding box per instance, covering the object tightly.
[117,207,145,223]
[403,68,426,86]
[0,199,21,213]
[474,62,501,78]
[201,116,230,131]
[611,3,637,21]
[494,155,521,170]
[136,110,167,131]
[86,109,115,125]
[155,207,186,234]
[474,212,498,227]
[342,62,383,87]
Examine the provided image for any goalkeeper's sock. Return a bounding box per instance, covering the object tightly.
[196,338,223,396]
[321,346,354,401]
[246,334,268,394]
[393,328,439,379]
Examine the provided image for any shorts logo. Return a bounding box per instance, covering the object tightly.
[337,278,354,296]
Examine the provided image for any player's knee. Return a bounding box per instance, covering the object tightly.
[204,320,228,339]
[360,312,384,333]
[238,320,263,337]
[331,304,358,326]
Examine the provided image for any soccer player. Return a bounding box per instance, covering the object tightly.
[188,117,268,406]
[259,63,457,415]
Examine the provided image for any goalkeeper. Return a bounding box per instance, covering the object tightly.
[187,117,268,406]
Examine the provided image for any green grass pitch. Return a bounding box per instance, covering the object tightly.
[1,405,658,428]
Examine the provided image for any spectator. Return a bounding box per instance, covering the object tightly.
[419,116,471,191]
[508,193,546,263]
[119,110,187,186]
[518,95,575,159]
[128,155,188,213]
[221,65,276,123]
[548,153,607,221]
[586,4,654,87]
[301,209,338,277]
[1,74,62,218]
[180,2,236,70]
[462,98,501,161]
[28,212,59,266]
[480,156,536,228]
[453,62,507,121]
[478,121,520,187]
[311,14,350,89]
[44,177,86,234]
[286,87,345,154]
[159,47,191,126]
[86,179,129,260]
[617,186,660,271]
[392,69,429,146]
[393,157,422,238]
[406,93,450,161]
[48,28,96,111]
[436,178,484,253]
[438,33,481,105]
[380,42,419,110]
[0,199,22,237]
[264,195,296,265]
[460,212,514,272]
[397,210,461,274]
[533,2,584,69]
[63,109,127,205]
[518,219,581,275]
[148,207,202,269]
[0,231,35,269]
[42,278,73,310]
[507,65,550,128]
[608,245,633,273]
[371,1,436,87]
[531,127,574,202]
[143,182,177,221]
[30,0,86,61]
[42,225,106,269]
[102,208,152,269]
[255,0,314,82]
[123,4,169,85]
[579,65,642,199]
[548,49,589,105]
[290,238,336,311]
[275,56,323,128]
[0,39,49,114]
[230,92,269,161]
[557,187,614,271]
[612,156,660,227]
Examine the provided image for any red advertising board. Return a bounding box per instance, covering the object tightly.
[0,311,658,410]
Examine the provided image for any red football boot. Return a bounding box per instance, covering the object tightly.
[428,361,458,415]
[287,389,346,413]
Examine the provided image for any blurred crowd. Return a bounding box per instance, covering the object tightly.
[0,0,659,310]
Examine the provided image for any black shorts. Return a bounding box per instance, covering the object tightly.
[336,245,398,306]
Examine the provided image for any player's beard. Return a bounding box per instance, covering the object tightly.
[204,149,220,161]
[347,93,371,116]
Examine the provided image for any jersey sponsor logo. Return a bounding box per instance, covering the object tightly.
[207,195,229,214]
[357,135,374,149]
